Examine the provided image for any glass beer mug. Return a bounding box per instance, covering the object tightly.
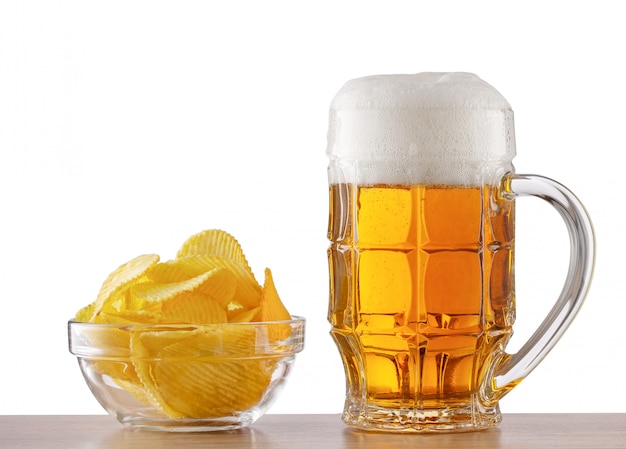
[326,73,595,432]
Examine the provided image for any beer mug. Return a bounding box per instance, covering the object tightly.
[326,73,595,432]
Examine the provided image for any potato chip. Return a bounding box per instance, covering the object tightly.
[131,326,274,418]
[105,309,161,324]
[93,358,141,388]
[113,377,160,410]
[151,358,274,418]
[146,258,199,284]
[80,254,159,322]
[257,268,292,341]
[259,268,291,321]
[86,325,142,387]
[160,292,227,325]
[167,255,262,309]
[176,229,251,269]
[130,268,222,305]
[228,306,260,323]
[74,302,96,323]
[144,260,238,309]
[97,254,160,302]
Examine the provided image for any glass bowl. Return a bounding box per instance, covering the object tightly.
[68,316,305,431]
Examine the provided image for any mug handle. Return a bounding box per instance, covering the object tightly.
[487,174,596,401]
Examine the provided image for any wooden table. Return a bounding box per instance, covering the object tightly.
[1,414,625,448]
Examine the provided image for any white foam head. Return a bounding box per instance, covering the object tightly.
[327,72,516,186]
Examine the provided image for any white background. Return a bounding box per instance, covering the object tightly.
[1,1,624,416]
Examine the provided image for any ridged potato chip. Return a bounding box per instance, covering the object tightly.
[176,229,251,269]
[77,254,160,322]
[130,326,274,418]
[129,267,229,307]
[159,292,227,325]
[82,324,143,389]
[228,306,260,323]
[259,268,291,322]
[113,377,160,410]
[258,268,292,340]
[147,255,261,310]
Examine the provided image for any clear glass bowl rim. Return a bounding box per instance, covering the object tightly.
[68,315,306,359]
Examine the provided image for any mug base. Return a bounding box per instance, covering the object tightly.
[341,398,502,433]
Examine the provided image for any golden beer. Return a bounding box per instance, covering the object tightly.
[328,182,515,429]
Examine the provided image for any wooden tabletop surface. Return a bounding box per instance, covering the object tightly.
[1,414,625,448]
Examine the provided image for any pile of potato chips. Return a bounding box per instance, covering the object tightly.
[74,229,293,419]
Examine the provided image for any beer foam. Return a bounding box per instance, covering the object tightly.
[327,72,516,185]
